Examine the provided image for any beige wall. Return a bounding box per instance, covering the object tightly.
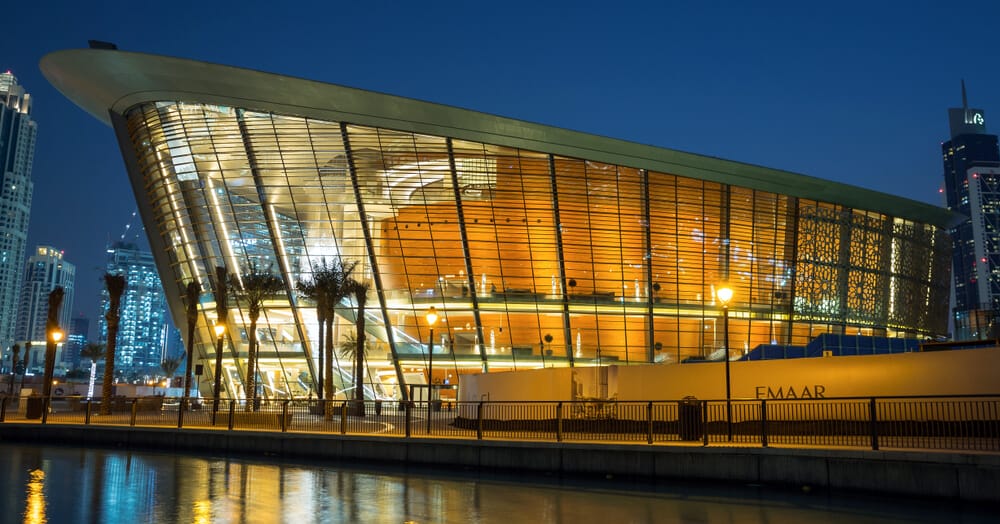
[460,367,574,403]
[462,349,1000,402]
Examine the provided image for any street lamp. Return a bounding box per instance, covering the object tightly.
[425,306,439,434]
[212,321,226,418]
[716,285,734,441]
[42,328,64,401]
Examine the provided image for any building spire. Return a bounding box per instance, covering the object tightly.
[961,79,968,108]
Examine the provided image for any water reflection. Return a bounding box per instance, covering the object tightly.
[0,442,992,523]
[23,469,45,524]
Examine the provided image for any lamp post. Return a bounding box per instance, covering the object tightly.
[42,328,64,401]
[211,321,226,419]
[425,306,439,435]
[716,285,734,441]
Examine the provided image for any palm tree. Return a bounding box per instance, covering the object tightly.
[295,278,326,399]
[161,355,183,386]
[183,281,200,406]
[41,287,65,400]
[239,264,284,410]
[100,274,126,415]
[7,343,20,394]
[347,278,371,416]
[20,342,30,391]
[320,260,357,418]
[80,343,104,398]
[212,266,230,416]
[80,343,105,363]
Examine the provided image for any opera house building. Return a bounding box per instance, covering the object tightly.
[41,48,954,401]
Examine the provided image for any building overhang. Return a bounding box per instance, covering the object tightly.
[40,48,958,229]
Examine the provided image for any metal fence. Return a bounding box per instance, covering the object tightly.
[1,394,997,452]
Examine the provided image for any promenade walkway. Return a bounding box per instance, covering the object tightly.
[2,396,999,503]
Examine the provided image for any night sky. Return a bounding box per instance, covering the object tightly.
[5,1,1000,335]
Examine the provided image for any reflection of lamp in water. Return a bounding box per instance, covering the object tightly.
[716,284,734,442]
[25,469,46,524]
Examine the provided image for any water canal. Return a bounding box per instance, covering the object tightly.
[0,442,992,523]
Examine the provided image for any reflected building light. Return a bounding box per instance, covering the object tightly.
[24,469,46,524]
[575,330,582,358]
[193,500,212,524]
[489,329,495,354]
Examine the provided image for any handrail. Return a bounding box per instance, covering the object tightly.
[0,394,997,453]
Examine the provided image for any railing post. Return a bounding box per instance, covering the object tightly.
[40,397,48,424]
[228,401,235,431]
[0,395,7,422]
[701,400,709,447]
[129,399,138,427]
[281,400,289,432]
[869,397,879,450]
[404,401,411,438]
[760,400,768,448]
[647,401,654,444]
[178,398,186,429]
[476,401,484,440]
[556,401,563,442]
[85,399,92,425]
[340,401,347,435]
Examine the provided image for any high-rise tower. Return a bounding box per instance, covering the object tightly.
[0,72,37,353]
[15,246,74,372]
[100,242,178,376]
[15,246,75,341]
[943,81,1000,340]
[65,315,89,370]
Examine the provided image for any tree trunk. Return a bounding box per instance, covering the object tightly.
[354,302,366,416]
[8,345,19,394]
[245,316,257,411]
[100,317,118,416]
[183,281,199,409]
[316,306,324,400]
[324,317,334,420]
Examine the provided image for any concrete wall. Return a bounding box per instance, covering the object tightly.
[462,348,1000,402]
[460,366,574,402]
[2,424,997,504]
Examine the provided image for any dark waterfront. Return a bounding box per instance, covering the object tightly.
[0,442,993,524]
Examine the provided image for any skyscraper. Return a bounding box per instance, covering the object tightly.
[15,246,74,372]
[942,82,1000,340]
[15,246,75,341]
[0,72,36,353]
[100,241,178,376]
[66,315,90,369]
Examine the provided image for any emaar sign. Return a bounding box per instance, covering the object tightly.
[755,385,826,399]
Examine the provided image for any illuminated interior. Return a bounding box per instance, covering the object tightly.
[116,100,951,401]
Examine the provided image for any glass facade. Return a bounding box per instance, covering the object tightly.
[117,101,951,401]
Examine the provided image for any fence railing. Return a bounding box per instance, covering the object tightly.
[1,394,997,452]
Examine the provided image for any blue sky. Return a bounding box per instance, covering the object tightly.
[6,0,1000,330]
